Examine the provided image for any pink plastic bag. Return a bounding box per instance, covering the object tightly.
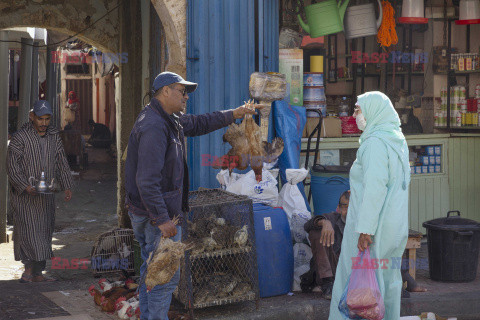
[346,248,385,320]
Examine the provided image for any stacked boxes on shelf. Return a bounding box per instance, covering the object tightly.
[410,145,442,175]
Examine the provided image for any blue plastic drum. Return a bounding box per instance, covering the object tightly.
[253,203,294,298]
[310,165,350,215]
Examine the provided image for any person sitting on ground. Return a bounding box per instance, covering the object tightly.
[303,191,350,300]
[87,119,111,148]
[303,190,427,300]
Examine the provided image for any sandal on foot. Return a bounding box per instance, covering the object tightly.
[33,275,57,282]
[19,273,34,283]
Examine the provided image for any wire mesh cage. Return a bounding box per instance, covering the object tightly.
[90,228,135,275]
[177,189,259,309]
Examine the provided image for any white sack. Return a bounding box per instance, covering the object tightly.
[218,169,279,206]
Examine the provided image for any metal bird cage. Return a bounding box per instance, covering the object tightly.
[177,189,259,310]
[90,228,135,276]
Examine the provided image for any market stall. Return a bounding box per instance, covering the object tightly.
[277,0,480,233]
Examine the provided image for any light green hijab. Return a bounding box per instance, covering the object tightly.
[356,91,410,190]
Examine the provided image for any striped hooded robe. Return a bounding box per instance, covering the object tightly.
[7,121,73,262]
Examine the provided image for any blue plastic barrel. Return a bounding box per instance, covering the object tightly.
[253,203,294,298]
[310,165,350,215]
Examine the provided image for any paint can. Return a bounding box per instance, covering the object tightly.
[310,56,324,72]
[303,72,324,86]
[303,86,325,102]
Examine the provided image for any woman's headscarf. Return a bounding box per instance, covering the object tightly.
[356,91,410,190]
[68,91,79,104]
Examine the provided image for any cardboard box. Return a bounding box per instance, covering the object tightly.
[303,117,322,138]
[302,116,342,138]
[321,117,342,138]
[279,49,303,106]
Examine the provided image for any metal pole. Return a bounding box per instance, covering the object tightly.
[30,41,39,106]
[46,44,57,127]
[18,37,33,130]
[0,31,10,243]
[12,50,18,99]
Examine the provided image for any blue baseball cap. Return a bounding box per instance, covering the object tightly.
[152,71,198,93]
[31,100,53,116]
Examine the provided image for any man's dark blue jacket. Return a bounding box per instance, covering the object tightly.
[125,98,234,226]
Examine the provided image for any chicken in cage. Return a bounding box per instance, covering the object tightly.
[91,228,135,275]
[177,189,259,310]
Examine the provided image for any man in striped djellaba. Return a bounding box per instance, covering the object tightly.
[7,100,73,283]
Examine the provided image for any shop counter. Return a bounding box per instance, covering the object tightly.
[301,134,480,233]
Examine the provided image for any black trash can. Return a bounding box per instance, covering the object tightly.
[423,211,480,282]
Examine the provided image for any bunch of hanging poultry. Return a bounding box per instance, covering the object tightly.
[214,100,284,182]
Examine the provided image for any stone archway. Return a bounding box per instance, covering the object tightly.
[0,0,188,233]
[0,1,119,53]
[150,0,187,77]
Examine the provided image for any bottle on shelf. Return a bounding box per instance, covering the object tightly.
[339,97,349,117]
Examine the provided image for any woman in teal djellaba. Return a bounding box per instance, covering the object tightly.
[328,91,411,320]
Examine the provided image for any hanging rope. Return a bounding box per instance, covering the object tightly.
[377,0,398,48]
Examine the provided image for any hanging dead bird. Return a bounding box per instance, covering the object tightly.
[213,100,284,182]
[144,216,191,292]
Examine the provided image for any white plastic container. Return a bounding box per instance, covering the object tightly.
[459,0,480,20]
[402,0,425,18]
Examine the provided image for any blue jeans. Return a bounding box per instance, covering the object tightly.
[129,212,182,320]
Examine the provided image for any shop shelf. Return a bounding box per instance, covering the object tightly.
[430,17,459,21]
[387,71,425,75]
[435,126,480,130]
[434,70,480,75]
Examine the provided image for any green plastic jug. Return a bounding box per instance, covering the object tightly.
[297,0,351,38]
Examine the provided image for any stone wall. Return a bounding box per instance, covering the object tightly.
[151,0,186,77]
[0,0,119,52]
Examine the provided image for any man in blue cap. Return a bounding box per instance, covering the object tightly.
[7,100,73,283]
[125,71,256,319]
